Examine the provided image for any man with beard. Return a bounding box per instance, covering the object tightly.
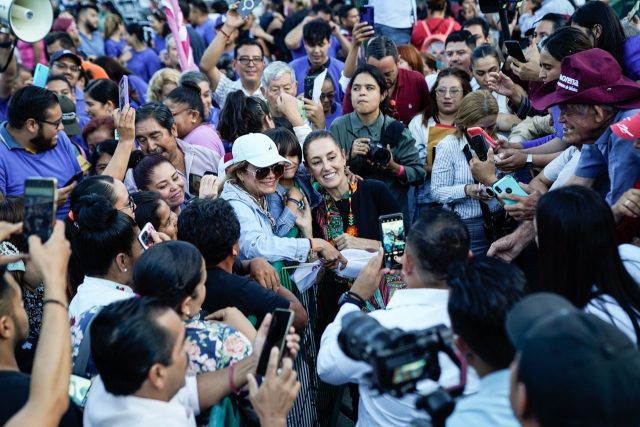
[77,2,104,58]
[0,86,81,219]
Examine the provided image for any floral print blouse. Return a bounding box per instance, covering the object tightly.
[70,306,253,379]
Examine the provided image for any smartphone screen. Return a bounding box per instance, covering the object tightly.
[256,308,294,376]
[304,75,315,100]
[189,173,202,195]
[359,5,374,25]
[379,214,405,269]
[119,75,129,111]
[23,178,57,244]
[138,222,156,250]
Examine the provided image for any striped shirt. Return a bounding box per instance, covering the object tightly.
[430,134,500,219]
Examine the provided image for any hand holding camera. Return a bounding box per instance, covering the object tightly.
[351,138,392,169]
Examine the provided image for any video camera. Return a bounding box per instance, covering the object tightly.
[338,312,467,425]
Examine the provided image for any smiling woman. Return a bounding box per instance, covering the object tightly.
[133,154,186,214]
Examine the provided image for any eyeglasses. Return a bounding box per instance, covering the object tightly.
[246,164,285,180]
[119,195,136,212]
[37,117,63,128]
[171,107,192,117]
[237,56,263,66]
[52,62,81,73]
[435,87,462,97]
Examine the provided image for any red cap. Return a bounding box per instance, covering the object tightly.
[611,111,640,140]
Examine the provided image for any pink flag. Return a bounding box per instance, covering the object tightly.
[162,0,198,71]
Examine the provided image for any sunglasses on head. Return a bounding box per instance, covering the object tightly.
[247,163,285,180]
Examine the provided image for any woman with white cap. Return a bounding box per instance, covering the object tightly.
[220,133,347,270]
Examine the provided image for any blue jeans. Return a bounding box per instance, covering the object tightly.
[462,217,489,256]
[374,24,412,45]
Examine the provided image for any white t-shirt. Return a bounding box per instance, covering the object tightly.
[585,293,638,345]
[619,244,640,286]
[544,146,581,191]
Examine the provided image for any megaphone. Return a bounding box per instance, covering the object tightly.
[0,0,53,43]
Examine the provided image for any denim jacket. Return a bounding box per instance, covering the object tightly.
[267,169,322,237]
[220,181,311,263]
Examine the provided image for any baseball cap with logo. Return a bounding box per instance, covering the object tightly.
[50,50,82,68]
[231,133,291,168]
[58,95,82,136]
[531,48,640,111]
[506,293,640,427]
[611,111,640,141]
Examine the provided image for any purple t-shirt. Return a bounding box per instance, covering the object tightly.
[105,38,127,58]
[0,123,81,219]
[126,47,163,82]
[183,123,225,158]
[290,56,345,102]
[194,19,216,46]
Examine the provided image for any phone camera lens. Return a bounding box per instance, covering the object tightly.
[495,187,502,193]
[506,188,512,194]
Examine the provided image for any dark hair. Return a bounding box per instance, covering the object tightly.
[78,2,99,14]
[210,1,228,14]
[46,74,73,92]
[91,139,118,174]
[91,297,174,395]
[447,256,526,369]
[136,102,175,132]
[85,78,119,107]
[125,22,146,44]
[571,1,626,69]
[365,36,398,62]
[303,19,332,46]
[536,186,640,342]
[133,154,174,191]
[44,32,75,60]
[177,198,240,266]
[538,27,592,62]
[0,197,25,252]
[149,9,170,38]
[93,56,134,82]
[302,129,339,162]
[445,30,475,50]
[0,264,14,317]
[264,128,302,163]
[463,17,489,38]
[133,241,204,313]
[82,115,116,145]
[217,91,269,142]
[189,0,209,15]
[426,68,472,127]
[470,44,500,67]
[536,12,567,32]
[397,44,425,74]
[407,208,470,279]
[349,64,390,112]
[68,193,138,276]
[312,3,333,16]
[8,86,59,129]
[337,4,356,19]
[234,39,264,59]
[165,83,205,122]
[131,191,164,231]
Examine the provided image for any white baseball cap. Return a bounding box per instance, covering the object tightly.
[232,133,291,168]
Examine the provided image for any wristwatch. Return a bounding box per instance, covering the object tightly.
[286,197,305,211]
[526,154,534,166]
[338,291,365,309]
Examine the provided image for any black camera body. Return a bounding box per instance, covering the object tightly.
[338,311,459,397]
[366,140,391,168]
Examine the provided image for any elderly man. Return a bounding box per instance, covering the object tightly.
[486,49,640,262]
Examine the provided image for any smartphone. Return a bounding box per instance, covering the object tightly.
[359,5,374,25]
[33,64,50,88]
[256,308,295,377]
[23,178,58,244]
[69,374,92,408]
[467,127,499,149]
[505,40,527,63]
[63,171,83,187]
[138,222,156,250]
[239,0,262,17]
[379,213,405,269]
[189,173,202,195]
[304,75,315,100]
[119,75,129,111]
[486,176,528,204]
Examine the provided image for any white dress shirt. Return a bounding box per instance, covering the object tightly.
[69,276,134,322]
[84,375,200,427]
[317,288,479,427]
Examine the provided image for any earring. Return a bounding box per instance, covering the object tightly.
[185,309,191,317]
[123,268,128,272]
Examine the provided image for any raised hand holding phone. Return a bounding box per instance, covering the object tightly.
[255,309,295,377]
[118,75,129,111]
[23,178,57,244]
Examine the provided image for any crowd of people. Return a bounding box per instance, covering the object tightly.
[1,0,640,426]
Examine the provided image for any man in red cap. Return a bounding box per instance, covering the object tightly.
[489,48,640,261]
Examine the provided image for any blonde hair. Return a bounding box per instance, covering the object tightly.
[218,160,249,194]
[103,13,123,40]
[454,90,499,137]
[147,68,181,102]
